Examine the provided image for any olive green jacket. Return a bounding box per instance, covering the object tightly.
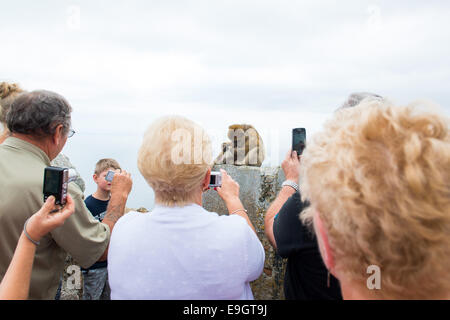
[0,137,110,299]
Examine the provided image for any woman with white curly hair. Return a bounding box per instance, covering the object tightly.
[108,116,265,300]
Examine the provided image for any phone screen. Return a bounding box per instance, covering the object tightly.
[44,169,61,194]
[292,128,306,155]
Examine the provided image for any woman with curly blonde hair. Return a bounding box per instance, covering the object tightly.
[0,82,25,143]
[300,98,450,299]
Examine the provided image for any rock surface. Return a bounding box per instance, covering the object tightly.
[51,152,86,193]
[59,255,83,300]
[51,153,86,299]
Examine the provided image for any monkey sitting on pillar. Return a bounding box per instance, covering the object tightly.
[214,124,265,167]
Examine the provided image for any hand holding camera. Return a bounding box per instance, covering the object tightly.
[208,171,222,188]
[216,169,240,204]
[26,195,75,242]
[110,169,133,198]
[43,167,69,206]
[105,170,116,182]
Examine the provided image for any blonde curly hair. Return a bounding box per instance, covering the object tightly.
[300,99,450,299]
[137,116,213,207]
[0,82,24,124]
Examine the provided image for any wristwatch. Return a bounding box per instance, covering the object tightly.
[282,180,299,192]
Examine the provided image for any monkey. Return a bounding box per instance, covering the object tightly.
[214,124,265,167]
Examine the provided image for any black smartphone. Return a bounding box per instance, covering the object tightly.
[43,166,69,205]
[292,128,306,156]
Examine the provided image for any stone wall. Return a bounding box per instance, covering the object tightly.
[202,164,287,300]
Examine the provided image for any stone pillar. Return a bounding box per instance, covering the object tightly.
[51,153,85,300]
[59,256,83,300]
[202,164,287,300]
[51,152,86,193]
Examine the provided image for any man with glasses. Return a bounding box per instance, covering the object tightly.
[0,90,133,299]
[68,128,76,138]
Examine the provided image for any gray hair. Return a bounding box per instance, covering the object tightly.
[6,90,72,139]
[339,92,383,110]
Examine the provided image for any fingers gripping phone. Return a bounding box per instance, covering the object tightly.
[292,128,306,156]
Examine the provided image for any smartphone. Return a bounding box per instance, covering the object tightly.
[105,170,115,182]
[209,171,222,188]
[43,166,69,205]
[292,128,306,156]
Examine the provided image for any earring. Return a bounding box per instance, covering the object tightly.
[327,271,330,288]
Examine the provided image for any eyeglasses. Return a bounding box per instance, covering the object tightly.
[67,129,76,138]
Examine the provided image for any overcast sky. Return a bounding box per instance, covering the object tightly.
[2,0,450,112]
[1,0,449,207]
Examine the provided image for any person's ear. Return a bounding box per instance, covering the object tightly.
[202,168,212,191]
[93,174,98,183]
[52,124,65,145]
[313,210,336,275]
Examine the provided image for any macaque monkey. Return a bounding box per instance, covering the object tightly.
[214,124,265,167]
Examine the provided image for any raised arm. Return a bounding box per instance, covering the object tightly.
[264,150,300,249]
[97,170,133,261]
[216,169,257,234]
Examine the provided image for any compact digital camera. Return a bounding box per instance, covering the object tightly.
[43,166,69,205]
[105,170,115,182]
[209,171,222,188]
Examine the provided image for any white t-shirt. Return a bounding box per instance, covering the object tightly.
[108,204,265,300]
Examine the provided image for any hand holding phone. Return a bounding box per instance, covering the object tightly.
[282,150,301,182]
[292,128,306,156]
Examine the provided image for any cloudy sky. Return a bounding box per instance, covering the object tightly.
[1,0,449,208]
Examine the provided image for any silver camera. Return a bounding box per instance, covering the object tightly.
[105,170,115,182]
[209,171,222,188]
